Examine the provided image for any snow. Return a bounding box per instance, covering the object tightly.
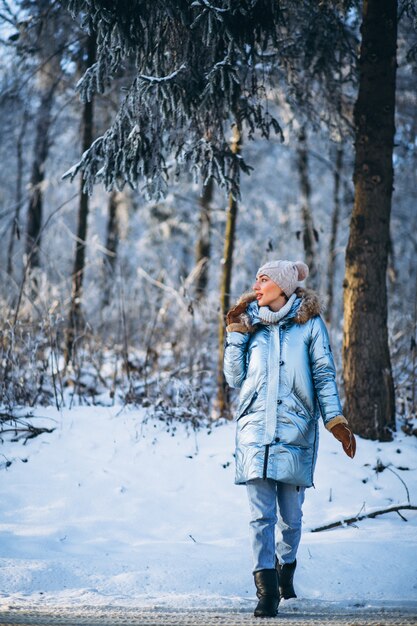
[0,405,417,610]
[138,63,187,84]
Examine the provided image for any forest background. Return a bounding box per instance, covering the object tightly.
[0,0,417,445]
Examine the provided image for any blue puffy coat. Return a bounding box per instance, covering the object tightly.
[223,288,343,487]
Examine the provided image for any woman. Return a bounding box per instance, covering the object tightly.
[223,260,356,618]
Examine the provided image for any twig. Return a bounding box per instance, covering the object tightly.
[143,302,162,398]
[355,501,366,519]
[48,323,65,410]
[311,504,417,532]
[136,266,189,311]
[396,509,408,522]
[119,278,133,400]
[385,465,410,504]
[0,423,55,441]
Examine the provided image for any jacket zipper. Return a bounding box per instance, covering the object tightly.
[262,444,270,480]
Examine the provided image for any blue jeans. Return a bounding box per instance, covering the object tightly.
[246,478,305,573]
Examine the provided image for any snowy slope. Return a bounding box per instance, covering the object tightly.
[0,405,416,609]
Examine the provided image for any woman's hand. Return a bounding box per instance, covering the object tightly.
[331,423,356,458]
[226,301,250,333]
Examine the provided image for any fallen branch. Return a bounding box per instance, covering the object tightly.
[311,504,417,532]
[1,425,55,440]
[0,413,56,443]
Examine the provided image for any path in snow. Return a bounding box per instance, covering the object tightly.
[1,605,417,626]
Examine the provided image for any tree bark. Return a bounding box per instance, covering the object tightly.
[66,35,96,363]
[214,124,241,419]
[195,177,213,300]
[343,0,397,441]
[297,126,318,289]
[24,86,56,269]
[326,144,344,325]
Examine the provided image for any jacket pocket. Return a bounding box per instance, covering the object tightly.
[236,391,258,421]
[292,391,313,420]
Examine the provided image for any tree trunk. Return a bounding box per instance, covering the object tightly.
[25,86,56,269]
[102,190,121,308]
[66,35,96,363]
[342,0,397,441]
[326,144,344,325]
[195,177,213,300]
[7,109,28,277]
[297,126,318,289]
[214,124,241,419]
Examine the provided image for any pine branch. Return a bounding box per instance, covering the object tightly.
[61,0,358,197]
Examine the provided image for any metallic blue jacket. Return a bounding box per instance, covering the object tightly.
[223,289,343,487]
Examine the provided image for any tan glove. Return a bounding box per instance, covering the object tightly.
[331,423,356,458]
[226,300,250,333]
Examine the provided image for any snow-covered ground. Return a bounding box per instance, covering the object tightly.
[0,405,416,610]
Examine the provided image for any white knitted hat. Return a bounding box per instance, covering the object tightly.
[256,260,309,297]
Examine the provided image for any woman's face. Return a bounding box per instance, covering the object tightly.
[253,274,286,310]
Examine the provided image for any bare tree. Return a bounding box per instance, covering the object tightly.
[214,123,241,419]
[66,34,96,363]
[22,1,67,270]
[7,108,28,276]
[25,83,58,269]
[102,190,122,308]
[326,143,344,326]
[194,178,213,301]
[296,126,319,290]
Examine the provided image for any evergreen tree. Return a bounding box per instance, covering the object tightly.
[62,1,357,199]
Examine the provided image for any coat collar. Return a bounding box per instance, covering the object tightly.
[236,287,323,330]
[258,293,297,324]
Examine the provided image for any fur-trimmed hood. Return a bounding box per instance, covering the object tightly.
[234,287,324,331]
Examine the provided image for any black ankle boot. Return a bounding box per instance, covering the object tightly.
[275,558,297,599]
[253,569,280,617]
